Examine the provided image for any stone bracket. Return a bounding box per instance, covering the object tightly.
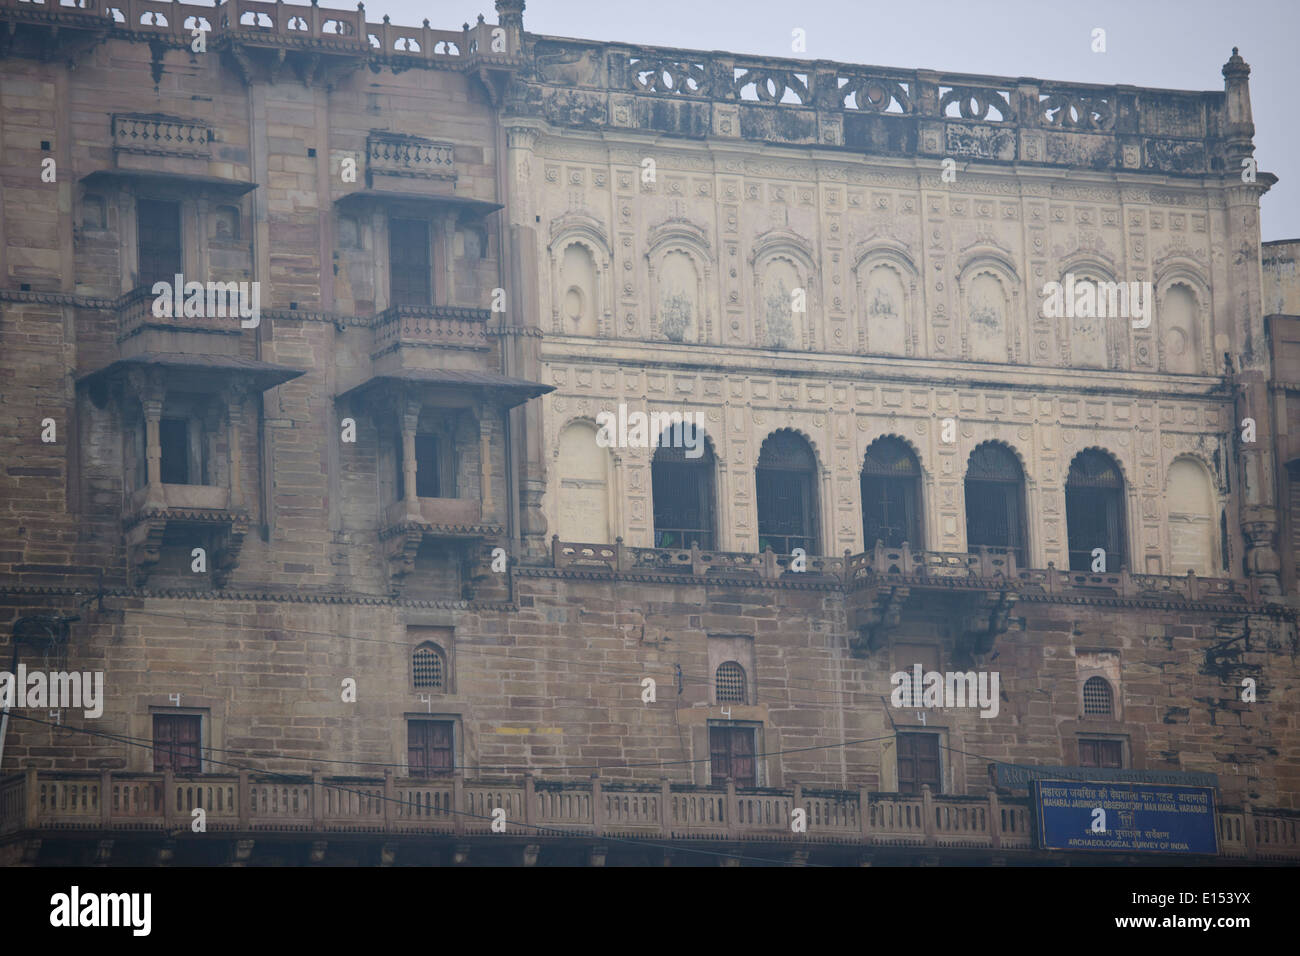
[848,585,910,656]
[957,589,1018,658]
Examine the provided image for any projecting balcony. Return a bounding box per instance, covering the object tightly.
[115,285,248,359]
[2,770,1293,864]
[370,305,492,363]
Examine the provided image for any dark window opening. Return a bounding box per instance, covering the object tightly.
[1066,450,1127,571]
[896,732,940,795]
[652,441,715,549]
[964,443,1027,567]
[407,719,454,775]
[861,437,923,549]
[1079,737,1123,768]
[389,218,432,307]
[159,418,191,485]
[756,431,818,555]
[709,725,756,787]
[415,434,441,498]
[153,714,201,772]
[137,198,182,289]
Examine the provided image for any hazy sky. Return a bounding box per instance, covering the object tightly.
[329,0,1298,238]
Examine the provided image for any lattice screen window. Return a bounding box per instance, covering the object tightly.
[413,643,445,691]
[716,660,747,704]
[1082,676,1114,717]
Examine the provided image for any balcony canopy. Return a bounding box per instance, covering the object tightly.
[78,352,303,393]
[80,169,259,199]
[336,368,552,409]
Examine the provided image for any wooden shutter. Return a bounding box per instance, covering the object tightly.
[709,726,756,787]
[408,720,454,775]
[154,714,201,772]
[897,733,940,794]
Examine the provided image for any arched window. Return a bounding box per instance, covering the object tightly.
[756,431,819,554]
[964,443,1027,567]
[861,437,923,549]
[715,661,747,704]
[413,643,446,691]
[1082,676,1114,717]
[1066,450,1127,572]
[652,432,715,548]
[1167,457,1217,573]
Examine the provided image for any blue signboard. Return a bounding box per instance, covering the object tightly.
[1034,780,1218,854]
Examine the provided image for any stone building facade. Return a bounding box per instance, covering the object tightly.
[0,0,1296,865]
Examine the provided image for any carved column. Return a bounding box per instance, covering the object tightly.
[225,380,249,510]
[505,124,550,556]
[400,398,422,521]
[1222,49,1281,599]
[480,408,496,520]
[127,368,167,511]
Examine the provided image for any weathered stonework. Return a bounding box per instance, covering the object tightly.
[0,0,1296,865]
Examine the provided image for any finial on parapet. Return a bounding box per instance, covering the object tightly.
[495,0,525,30]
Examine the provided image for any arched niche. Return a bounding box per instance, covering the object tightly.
[1166,456,1219,574]
[960,262,1017,363]
[856,250,918,357]
[554,421,612,543]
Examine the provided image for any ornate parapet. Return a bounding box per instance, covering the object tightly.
[510,37,1250,175]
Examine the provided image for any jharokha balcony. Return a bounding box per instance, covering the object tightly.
[2,770,1295,865]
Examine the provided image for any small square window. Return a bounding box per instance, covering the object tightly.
[1079,737,1124,768]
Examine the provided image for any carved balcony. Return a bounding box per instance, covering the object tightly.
[112,113,212,159]
[370,305,492,365]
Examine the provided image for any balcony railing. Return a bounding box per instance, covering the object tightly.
[550,537,1267,604]
[372,305,491,354]
[4,770,1293,859]
[0,0,504,66]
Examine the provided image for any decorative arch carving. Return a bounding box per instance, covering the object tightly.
[853,244,921,358]
[646,219,714,344]
[957,254,1019,364]
[751,230,818,351]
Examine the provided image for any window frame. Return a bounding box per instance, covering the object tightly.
[388,216,433,308]
[406,718,456,777]
[1078,735,1126,769]
[708,722,759,788]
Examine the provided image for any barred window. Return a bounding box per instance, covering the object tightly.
[413,643,445,691]
[1082,676,1114,717]
[715,660,747,704]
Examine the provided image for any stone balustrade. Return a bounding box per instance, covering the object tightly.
[3,770,1293,859]
[549,537,1269,606]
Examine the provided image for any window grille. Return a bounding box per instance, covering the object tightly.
[413,644,444,690]
[1082,676,1114,716]
[137,198,182,288]
[964,442,1026,566]
[389,217,432,307]
[715,661,746,704]
[653,441,715,549]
